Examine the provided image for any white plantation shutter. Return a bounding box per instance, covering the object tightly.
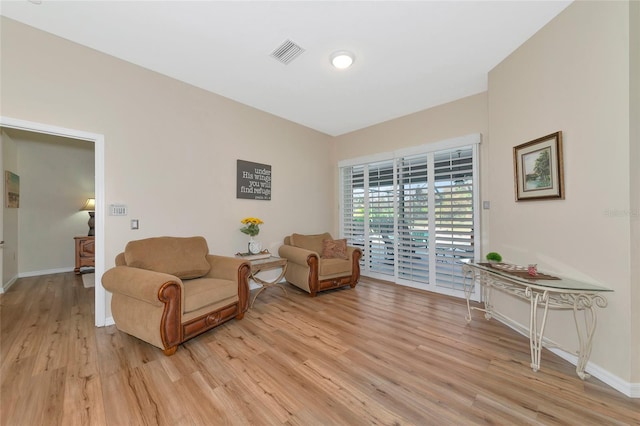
[397,154,430,284]
[367,162,395,276]
[339,134,480,297]
[341,166,365,253]
[433,147,475,291]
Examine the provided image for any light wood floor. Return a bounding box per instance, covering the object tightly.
[1,273,638,425]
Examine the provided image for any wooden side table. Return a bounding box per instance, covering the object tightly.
[74,236,95,274]
[246,256,288,308]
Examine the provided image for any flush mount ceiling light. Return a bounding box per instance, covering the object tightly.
[330,51,355,69]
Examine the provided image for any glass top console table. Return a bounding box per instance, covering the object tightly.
[461,261,612,379]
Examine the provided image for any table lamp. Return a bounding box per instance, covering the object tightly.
[79,197,95,236]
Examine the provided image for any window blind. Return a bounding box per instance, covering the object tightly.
[367,162,395,276]
[339,135,480,297]
[397,154,430,283]
[433,147,475,291]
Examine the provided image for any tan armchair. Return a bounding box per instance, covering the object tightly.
[278,233,362,297]
[102,236,250,355]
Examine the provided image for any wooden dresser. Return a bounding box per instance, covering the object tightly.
[74,236,95,274]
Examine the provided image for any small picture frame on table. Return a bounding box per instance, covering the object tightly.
[513,131,564,201]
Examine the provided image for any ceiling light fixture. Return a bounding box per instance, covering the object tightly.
[330,51,355,69]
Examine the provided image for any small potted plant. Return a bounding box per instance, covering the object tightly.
[486,252,503,263]
[240,217,264,254]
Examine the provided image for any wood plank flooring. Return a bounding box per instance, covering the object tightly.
[1,272,638,425]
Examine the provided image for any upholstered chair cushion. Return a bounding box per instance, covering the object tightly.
[319,258,352,276]
[290,232,332,254]
[183,278,239,313]
[124,236,211,279]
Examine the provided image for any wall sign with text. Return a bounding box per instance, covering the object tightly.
[237,160,272,200]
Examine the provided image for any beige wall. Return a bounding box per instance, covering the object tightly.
[332,92,488,160]
[488,1,634,382]
[629,0,640,383]
[0,17,333,308]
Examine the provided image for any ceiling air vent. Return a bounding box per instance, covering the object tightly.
[270,39,305,65]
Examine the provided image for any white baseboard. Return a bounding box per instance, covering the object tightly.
[630,383,640,398]
[105,316,115,326]
[0,274,19,294]
[546,347,640,398]
[1,268,75,292]
[490,310,638,398]
[19,267,74,278]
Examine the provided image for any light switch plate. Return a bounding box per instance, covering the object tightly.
[130,219,139,230]
[110,204,128,216]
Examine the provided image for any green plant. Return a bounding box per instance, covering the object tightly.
[240,217,263,237]
[486,252,503,262]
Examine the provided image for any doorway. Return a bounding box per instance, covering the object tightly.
[0,116,106,326]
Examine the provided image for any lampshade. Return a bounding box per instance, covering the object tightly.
[330,51,355,69]
[80,198,96,236]
[79,198,95,211]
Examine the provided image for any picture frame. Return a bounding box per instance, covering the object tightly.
[513,131,564,201]
[5,171,20,208]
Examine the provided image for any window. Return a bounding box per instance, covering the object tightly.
[340,135,480,297]
[341,165,365,255]
[367,161,395,276]
[397,154,430,284]
[432,147,475,292]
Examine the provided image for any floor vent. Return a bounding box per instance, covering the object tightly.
[270,39,305,65]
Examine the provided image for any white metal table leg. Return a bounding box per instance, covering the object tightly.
[572,293,608,379]
[528,289,550,372]
[482,284,493,320]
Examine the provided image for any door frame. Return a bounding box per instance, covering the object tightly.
[0,116,106,327]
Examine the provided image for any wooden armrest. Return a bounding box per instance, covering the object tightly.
[345,246,361,259]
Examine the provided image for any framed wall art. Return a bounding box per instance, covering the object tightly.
[5,171,20,208]
[513,131,564,201]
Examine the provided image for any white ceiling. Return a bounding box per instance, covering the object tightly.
[1,1,571,136]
